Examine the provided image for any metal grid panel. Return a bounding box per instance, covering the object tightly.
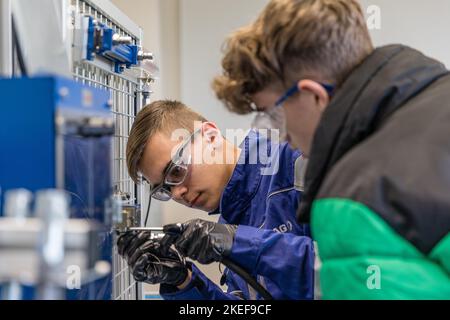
[72,0,139,42]
[71,0,143,300]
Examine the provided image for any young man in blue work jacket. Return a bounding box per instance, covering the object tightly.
[117,100,314,300]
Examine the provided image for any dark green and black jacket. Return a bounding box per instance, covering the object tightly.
[298,45,450,299]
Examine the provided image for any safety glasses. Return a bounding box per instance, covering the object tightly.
[275,82,335,108]
[149,128,202,201]
[250,81,334,135]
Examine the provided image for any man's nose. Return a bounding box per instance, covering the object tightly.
[171,184,188,202]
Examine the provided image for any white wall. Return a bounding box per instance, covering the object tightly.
[179,0,269,133]
[360,0,450,67]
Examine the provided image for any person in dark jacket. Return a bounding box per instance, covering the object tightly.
[118,100,315,300]
[213,0,450,299]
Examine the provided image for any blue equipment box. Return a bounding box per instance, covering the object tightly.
[0,76,114,300]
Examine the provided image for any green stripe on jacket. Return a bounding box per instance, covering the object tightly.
[312,198,450,300]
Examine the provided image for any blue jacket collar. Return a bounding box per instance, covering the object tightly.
[211,130,272,223]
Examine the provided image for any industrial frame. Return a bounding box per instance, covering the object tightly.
[0,0,152,300]
[70,0,150,300]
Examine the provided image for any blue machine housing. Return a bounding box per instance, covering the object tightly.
[0,76,114,300]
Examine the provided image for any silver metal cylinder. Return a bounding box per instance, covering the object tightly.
[112,33,133,45]
[138,50,153,61]
[127,227,163,232]
[3,189,32,219]
[35,190,69,300]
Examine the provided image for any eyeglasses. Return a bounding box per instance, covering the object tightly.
[251,82,334,114]
[275,82,335,108]
[250,82,334,135]
[149,128,202,201]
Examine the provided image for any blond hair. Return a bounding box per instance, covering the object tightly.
[126,100,207,183]
[213,0,373,114]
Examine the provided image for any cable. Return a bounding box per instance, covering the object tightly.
[11,15,28,77]
[221,258,273,300]
[164,223,273,300]
[138,190,271,300]
[144,185,152,227]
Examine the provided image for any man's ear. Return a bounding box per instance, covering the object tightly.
[298,80,330,113]
[201,122,222,147]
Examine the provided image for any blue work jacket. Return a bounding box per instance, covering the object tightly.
[161,130,315,300]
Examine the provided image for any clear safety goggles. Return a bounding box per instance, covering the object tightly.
[149,128,201,201]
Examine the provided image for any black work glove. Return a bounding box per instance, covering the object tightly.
[161,219,238,264]
[117,231,188,287]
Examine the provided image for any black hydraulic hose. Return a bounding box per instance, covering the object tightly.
[163,223,274,300]
[221,257,273,300]
[144,188,152,227]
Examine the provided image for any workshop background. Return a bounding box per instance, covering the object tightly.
[0,0,449,300]
[111,0,450,298]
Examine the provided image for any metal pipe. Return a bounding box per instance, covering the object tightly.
[112,34,132,45]
[0,0,12,77]
[127,227,163,232]
[137,51,153,61]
